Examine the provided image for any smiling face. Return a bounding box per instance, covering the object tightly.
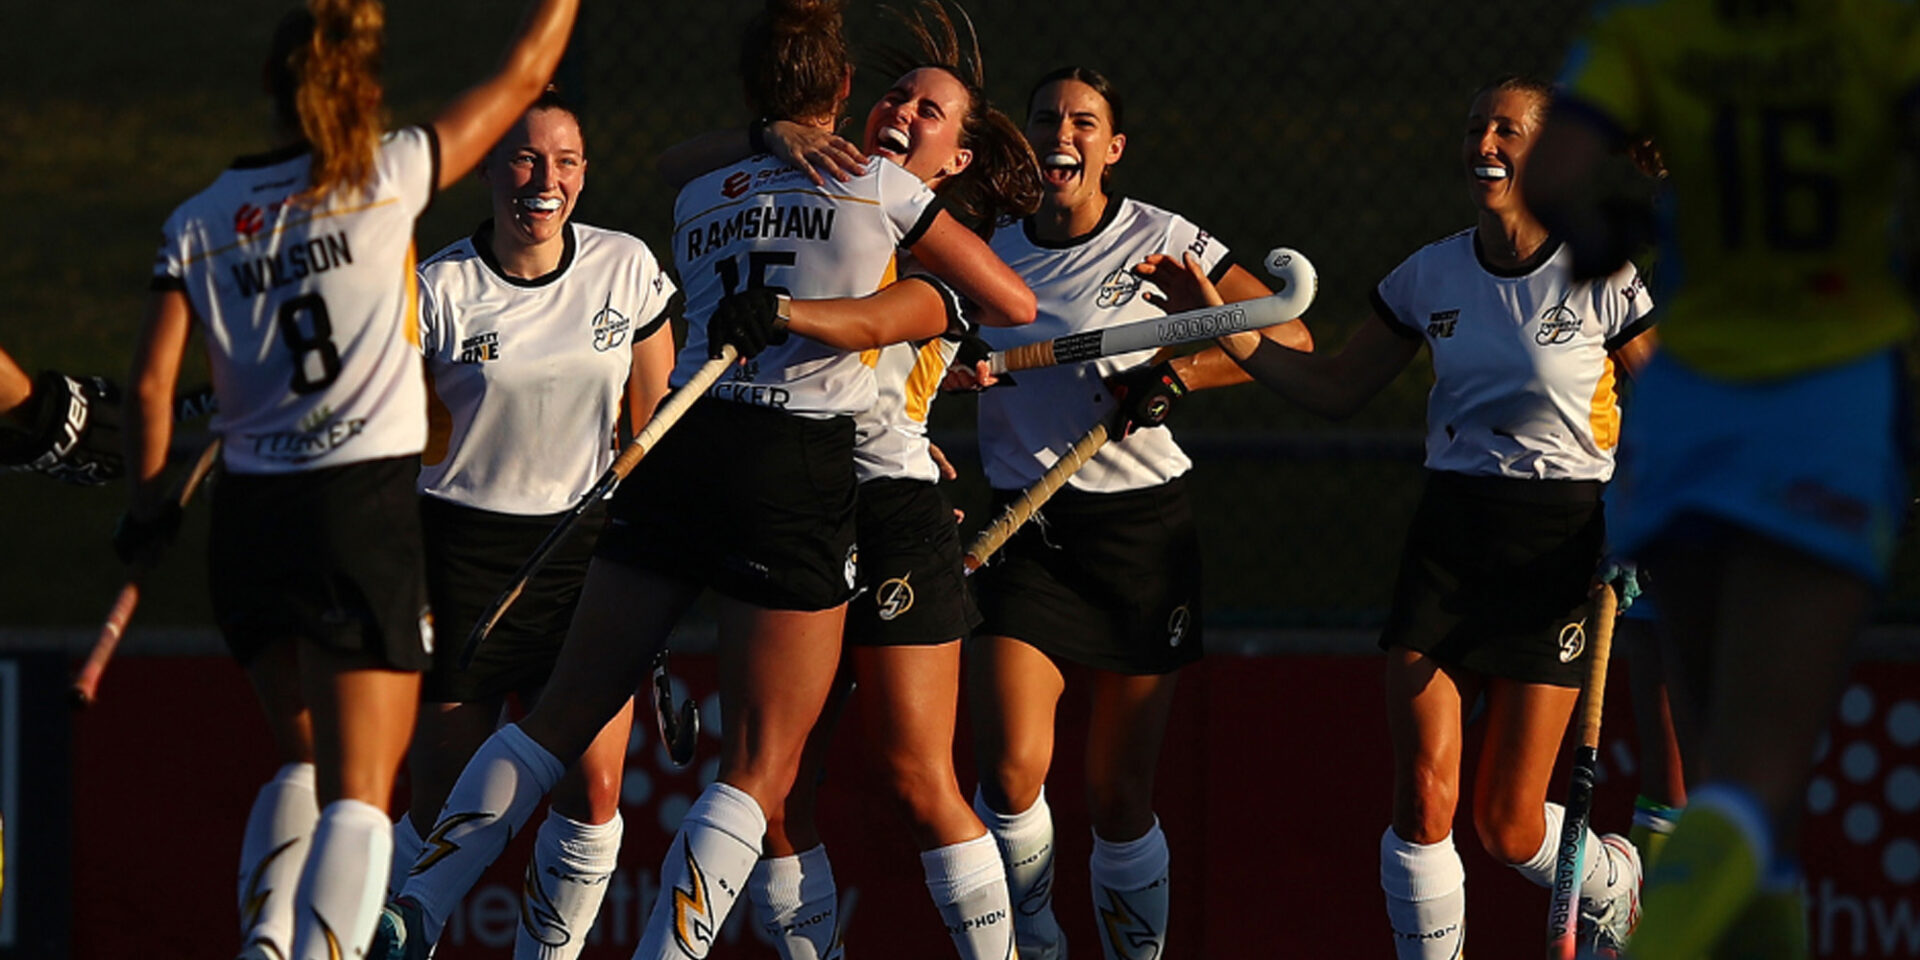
[863,66,974,187]
[1462,86,1545,216]
[482,106,586,249]
[1025,78,1124,213]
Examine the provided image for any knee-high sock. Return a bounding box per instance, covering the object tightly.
[402,723,565,941]
[1631,784,1770,960]
[239,762,318,958]
[924,833,1014,960]
[389,813,425,900]
[1512,802,1637,906]
[1089,819,1170,960]
[516,811,623,960]
[747,844,842,960]
[1381,827,1466,960]
[636,782,766,959]
[972,787,1063,960]
[290,799,392,960]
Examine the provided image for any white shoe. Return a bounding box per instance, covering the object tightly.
[1577,834,1643,956]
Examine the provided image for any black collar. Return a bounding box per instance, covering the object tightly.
[1023,194,1126,249]
[472,219,577,288]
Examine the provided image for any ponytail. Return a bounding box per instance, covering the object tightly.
[272,0,387,204]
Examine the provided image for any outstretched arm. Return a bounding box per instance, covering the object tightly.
[430,0,581,190]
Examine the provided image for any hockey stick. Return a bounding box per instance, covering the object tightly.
[985,247,1316,376]
[459,345,739,668]
[70,437,223,708]
[651,648,699,767]
[1546,582,1619,958]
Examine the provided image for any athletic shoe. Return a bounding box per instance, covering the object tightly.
[368,897,429,960]
[1578,834,1643,956]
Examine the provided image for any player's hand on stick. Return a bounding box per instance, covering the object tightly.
[1597,555,1642,613]
[763,119,868,185]
[1105,361,1187,438]
[1132,252,1226,314]
[707,289,791,360]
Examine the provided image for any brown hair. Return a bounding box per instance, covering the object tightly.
[1470,73,1555,125]
[872,1,1040,236]
[487,86,587,167]
[270,0,387,205]
[739,0,850,123]
[1025,65,1124,190]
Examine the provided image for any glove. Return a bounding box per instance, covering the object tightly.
[0,370,123,486]
[1597,555,1642,613]
[113,501,183,568]
[1105,361,1187,438]
[706,288,791,359]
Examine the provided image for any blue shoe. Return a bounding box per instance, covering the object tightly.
[369,897,428,960]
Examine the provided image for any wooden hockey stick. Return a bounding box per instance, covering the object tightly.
[70,437,223,708]
[459,345,738,668]
[1546,582,1619,958]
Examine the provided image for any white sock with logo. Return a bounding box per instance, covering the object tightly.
[238,762,318,959]
[402,723,565,941]
[925,833,1015,960]
[516,810,623,960]
[636,781,766,959]
[747,844,842,960]
[388,812,425,900]
[972,786,1063,960]
[1513,802,1632,904]
[1380,827,1466,960]
[1089,819,1170,960]
[291,799,392,960]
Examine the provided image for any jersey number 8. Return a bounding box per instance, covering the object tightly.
[278,293,343,394]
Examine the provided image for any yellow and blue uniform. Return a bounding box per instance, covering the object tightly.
[1559,0,1920,585]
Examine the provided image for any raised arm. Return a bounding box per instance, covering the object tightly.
[430,0,581,190]
[904,212,1036,328]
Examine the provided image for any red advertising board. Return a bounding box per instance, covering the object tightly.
[66,653,1920,958]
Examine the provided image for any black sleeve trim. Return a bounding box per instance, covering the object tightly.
[898,273,967,335]
[634,290,683,343]
[898,195,949,250]
[418,124,443,218]
[1207,256,1234,285]
[149,275,186,293]
[1369,287,1423,341]
[1553,96,1633,151]
[1604,314,1656,354]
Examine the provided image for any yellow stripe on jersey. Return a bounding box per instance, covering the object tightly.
[178,195,404,267]
[674,187,883,234]
[1588,354,1620,452]
[404,240,420,349]
[860,255,902,369]
[903,338,949,424]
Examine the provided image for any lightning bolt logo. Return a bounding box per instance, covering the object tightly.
[412,811,491,875]
[1017,856,1054,917]
[1097,888,1162,959]
[241,937,287,960]
[671,845,718,956]
[240,838,300,932]
[313,908,344,960]
[520,861,571,947]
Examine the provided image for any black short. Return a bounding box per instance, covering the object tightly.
[596,398,857,611]
[418,495,604,703]
[972,477,1202,675]
[209,455,432,671]
[1379,471,1606,688]
[846,478,979,647]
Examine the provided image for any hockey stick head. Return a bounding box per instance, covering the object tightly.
[1263,247,1318,307]
[652,651,699,768]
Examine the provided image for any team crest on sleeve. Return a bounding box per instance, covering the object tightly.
[591,292,631,351]
[1096,267,1143,308]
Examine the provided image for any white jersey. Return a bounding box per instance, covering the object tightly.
[979,197,1229,493]
[670,154,942,418]
[855,329,960,484]
[153,128,438,474]
[1372,229,1653,481]
[415,221,677,515]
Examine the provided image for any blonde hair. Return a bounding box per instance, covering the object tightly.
[272,0,387,204]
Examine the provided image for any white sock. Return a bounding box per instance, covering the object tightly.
[389,813,425,900]
[748,844,842,960]
[924,833,1014,960]
[291,799,392,960]
[402,723,565,942]
[516,811,624,960]
[972,787,1063,960]
[636,781,767,959]
[238,762,318,959]
[1380,827,1466,960]
[1088,819,1170,960]
[1513,802,1632,905]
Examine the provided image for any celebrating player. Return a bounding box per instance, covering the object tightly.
[385,89,678,960]
[1526,3,1920,956]
[947,65,1309,960]
[1143,75,1655,958]
[376,1,1035,958]
[112,0,579,957]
